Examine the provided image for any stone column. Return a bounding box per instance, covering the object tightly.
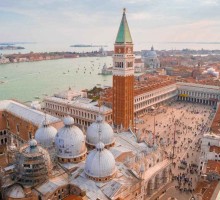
[155,175,159,190]
[147,179,155,195]
[163,169,169,183]
[157,173,163,188]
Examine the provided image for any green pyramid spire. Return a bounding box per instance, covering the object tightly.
[115,8,133,44]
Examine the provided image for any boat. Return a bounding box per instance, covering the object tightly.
[35,96,40,99]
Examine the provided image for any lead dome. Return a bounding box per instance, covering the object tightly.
[6,184,25,199]
[35,118,57,148]
[84,142,116,182]
[55,116,87,163]
[86,115,115,149]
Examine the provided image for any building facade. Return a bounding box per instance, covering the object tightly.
[177,82,220,107]
[112,8,135,129]
[134,83,177,116]
[44,96,112,128]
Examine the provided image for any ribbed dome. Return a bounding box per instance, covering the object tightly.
[86,115,115,147]
[55,116,87,160]
[35,121,57,148]
[7,184,25,198]
[84,142,116,180]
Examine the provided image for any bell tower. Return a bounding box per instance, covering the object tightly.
[113,8,134,130]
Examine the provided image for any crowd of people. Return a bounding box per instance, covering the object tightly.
[137,101,215,199]
[175,172,194,193]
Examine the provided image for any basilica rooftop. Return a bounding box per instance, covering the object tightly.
[0,100,61,127]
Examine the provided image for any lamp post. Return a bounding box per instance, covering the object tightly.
[153,113,156,145]
[171,120,177,163]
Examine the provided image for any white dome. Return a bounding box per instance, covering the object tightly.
[7,184,25,198]
[86,116,115,147]
[29,138,38,147]
[55,117,87,159]
[147,50,157,58]
[63,115,74,126]
[35,122,57,148]
[84,142,116,179]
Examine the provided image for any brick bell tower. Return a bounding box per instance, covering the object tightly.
[113,8,134,130]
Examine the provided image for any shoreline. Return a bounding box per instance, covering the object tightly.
[0,51,113,65]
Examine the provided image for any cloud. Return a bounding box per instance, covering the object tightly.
[0,0,219,47]
[201,0,219,5]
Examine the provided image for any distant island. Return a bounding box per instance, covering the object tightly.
[0,50,112,64]
[0,42,35,45]
[0,45,25,50]
[70,44,108,47]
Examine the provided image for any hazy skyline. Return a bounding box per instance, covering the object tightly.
[1,0,220,46]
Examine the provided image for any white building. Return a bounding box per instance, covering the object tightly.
[134,83,177,116]
[177,82,220,107]
[134,58,145,73]
[0,54,10,64]
[141,46,160,69]
[203,67,219,78]
[101,63,112,75]
[135,81,220,117]
[199,132,220,182]
[54,87,87,100]
[44,95,112,128]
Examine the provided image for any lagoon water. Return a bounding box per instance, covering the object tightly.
[0,57,113,102]
[1,42,220,103]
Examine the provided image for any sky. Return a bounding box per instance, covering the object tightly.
[0,0,220,46]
